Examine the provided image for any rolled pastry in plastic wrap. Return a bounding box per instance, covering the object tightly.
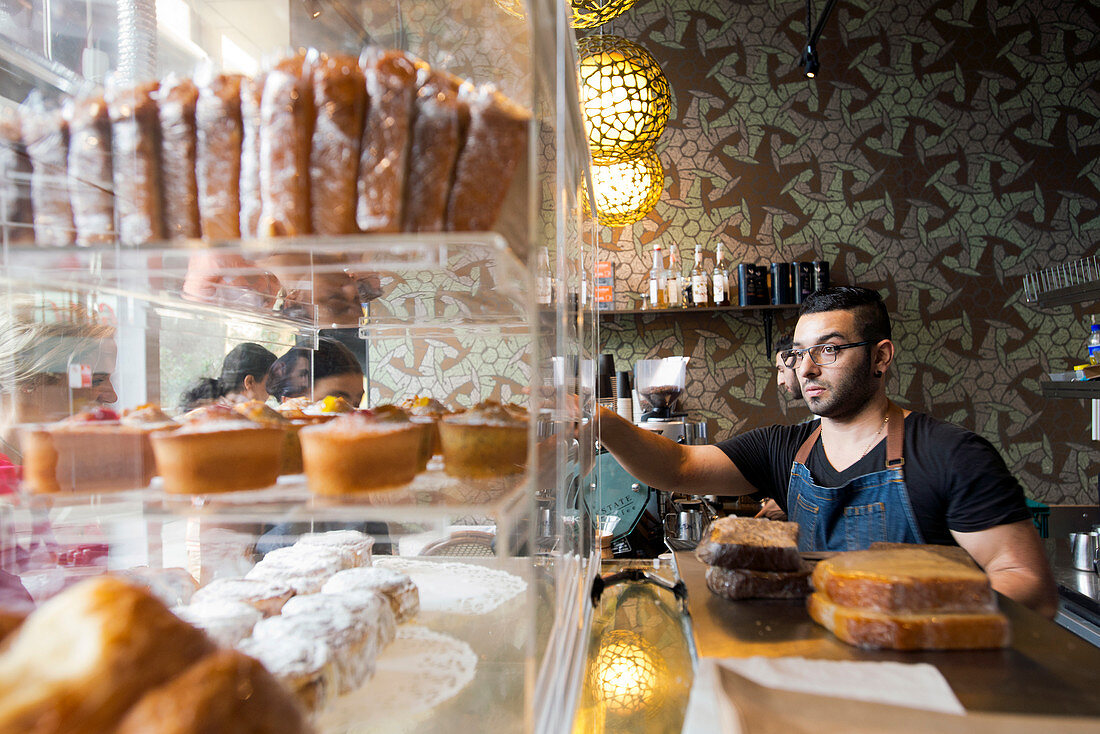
[704,564,811,601]
[158,77,200,239]
[67,94,115,245]
[0,106,34,244]
[195,72,244,240]
[109,81,166,245]
[402,66,465,232]
[239,74,263,238]
[310,52,365,235]
[356,48,417,233]
[19,94,74,246]
[445,84,529,232]
[259,53,314,237]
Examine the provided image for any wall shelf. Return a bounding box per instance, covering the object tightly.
[1040,381,1100,399]
[594,304,799,355]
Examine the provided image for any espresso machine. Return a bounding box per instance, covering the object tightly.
[581,356,714,557]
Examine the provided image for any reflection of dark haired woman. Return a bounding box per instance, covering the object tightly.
[266,338,363,406]
[179,343,277,411]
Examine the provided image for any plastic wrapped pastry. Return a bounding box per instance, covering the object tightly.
[258,53,314,237]
[445,83,529,232]
[694,516,804,572]
[402,66,464,232]
[19,93,74,246]
[158,76,200,238]
[66,94,115,245]
[310,52,365,234]
[356,48,417,233]
[195,72,244,240]
[0,107,33,243]
[109,81,166,244]
[705,564,811,601]
[238,74,263,238]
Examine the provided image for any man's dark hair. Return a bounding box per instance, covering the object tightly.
[775,332,794,355]
[799,286,891,342]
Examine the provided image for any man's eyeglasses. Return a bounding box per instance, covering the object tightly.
[781,341,872,369]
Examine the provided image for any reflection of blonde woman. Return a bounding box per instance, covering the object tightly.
[0,309,118,487]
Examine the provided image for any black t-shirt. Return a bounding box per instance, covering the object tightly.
[716,412,1032,545]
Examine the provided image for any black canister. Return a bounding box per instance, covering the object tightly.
[793,262,814,303]
[770,262,792,304]
[813,260,830,292]
[737,264,753,306]
[753,265,769,304]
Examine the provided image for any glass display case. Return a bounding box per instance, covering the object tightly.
[0,0,599,731]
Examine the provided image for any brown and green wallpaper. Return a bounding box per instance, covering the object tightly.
[593,0,1100,505]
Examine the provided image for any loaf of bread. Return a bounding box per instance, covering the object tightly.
[115,649,310,734]
[310,52,365,235]
[695,516,804,572]
[194,72,243,240]
[356,47,417,233]
[20,96,74,246]
[109,81,166,245]
[66,94,115,245]
[0,107,33,243]
[705,564,812,601]
[258,54,313,237]
[813,547,997,614]
[238,73,263,238]
[0,576,215,734]
[402,66,463,232]
[445,83,528,232]
[158,77,201,239]
[808,591,1010,651]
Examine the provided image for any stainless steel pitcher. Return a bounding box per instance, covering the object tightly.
[1069,531,1100,573]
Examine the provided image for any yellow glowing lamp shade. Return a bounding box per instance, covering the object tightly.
[493,0,638,29]
[586,151,663,226]
[577,35,670,163]
[588,629,667,715]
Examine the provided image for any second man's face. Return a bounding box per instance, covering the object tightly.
[775,351,803,400]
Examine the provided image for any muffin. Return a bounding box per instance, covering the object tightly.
[399,395,453,458]
[20,407,161,494]
[438,400,528,478]
[150,418,285,494]
[299,410,424,496]
[233,400,304,474]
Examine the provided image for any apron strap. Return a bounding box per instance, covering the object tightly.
[792,401,906,468]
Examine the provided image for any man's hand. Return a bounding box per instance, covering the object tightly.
[182,251,281,309]
[754,499,788,521]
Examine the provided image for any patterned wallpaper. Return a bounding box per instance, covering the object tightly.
[593,0,1100,505]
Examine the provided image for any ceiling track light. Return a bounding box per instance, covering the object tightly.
[799,0,838,78]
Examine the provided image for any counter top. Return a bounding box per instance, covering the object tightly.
[673,550,1100,718]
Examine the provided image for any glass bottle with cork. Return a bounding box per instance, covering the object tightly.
[712,242,730,307]
[690,243,709,307]
[665,245,682,308]
[649,242,668,309]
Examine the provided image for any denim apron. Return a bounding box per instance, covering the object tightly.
[786,403,924,552]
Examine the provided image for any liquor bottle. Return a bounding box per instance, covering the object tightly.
[712,243,730,307]
[690,244,709,307]
[535,246,552,305]
[649,243,668,309]
[665,246,682,308]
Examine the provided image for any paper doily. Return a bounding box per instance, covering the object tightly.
[374,558,528,615]
[318,625,478,732]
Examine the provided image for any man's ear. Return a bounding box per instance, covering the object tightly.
[873,339,895,376]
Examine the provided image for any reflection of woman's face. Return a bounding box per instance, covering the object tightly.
[313,374,364,407]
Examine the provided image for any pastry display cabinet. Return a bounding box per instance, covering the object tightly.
[0,0,600,731]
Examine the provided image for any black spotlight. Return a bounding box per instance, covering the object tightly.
[800,45,820,78]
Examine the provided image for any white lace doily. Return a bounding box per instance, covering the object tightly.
[318,625,477,732]
[374,558,527,615]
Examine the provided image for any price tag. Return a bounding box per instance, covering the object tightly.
[68,363,92,389]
